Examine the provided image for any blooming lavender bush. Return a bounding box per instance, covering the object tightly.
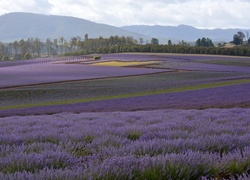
[0,108,249,179]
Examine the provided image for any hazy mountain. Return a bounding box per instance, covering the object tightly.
[1,12,249,44]
[121,25,250,43]
[0,12,147,42]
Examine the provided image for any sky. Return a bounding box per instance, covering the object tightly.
[0,0,250,29]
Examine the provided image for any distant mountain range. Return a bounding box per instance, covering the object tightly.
[0,12,249,43]
[121,25,250,43]
[0,12,146,42]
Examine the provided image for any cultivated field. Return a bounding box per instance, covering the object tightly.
[0,53,250,179]
[1,53,250,116]
[0,108,249,179]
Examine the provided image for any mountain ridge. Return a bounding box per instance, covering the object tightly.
[0,12,249,43]
[121,24,249,42]
[0,12,147,42]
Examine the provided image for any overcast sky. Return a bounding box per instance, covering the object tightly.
[0,0,249,29]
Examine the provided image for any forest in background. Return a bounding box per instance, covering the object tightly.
[0,31,250,61]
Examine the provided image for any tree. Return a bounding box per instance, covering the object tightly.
[33,38,42,57]
[84,33,89,41]
[196,37,214,47]
[53,38,58,52]
[46,38,52,56]
[246,31,249,42]
[207,38,214,47]
[59,36,65,55]
[201,37,206,47]
[76,36,82,50]
[233,31,245,45]
[19,39,28,57]
[178,40,189,46]
[84,34,90,51]
[12,40,19,57]
[238,31,245,42]
[151,38,159,45]
[196,38,201,46]
[168,39,172,46]
[5,43,12,58]
[139,38,144,45]
[28,38,35,55]
[63,40,70,53]
[0,42,5,59]
[233,34,242,46]
[70,37,78,52]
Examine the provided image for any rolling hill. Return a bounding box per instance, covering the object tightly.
[121,25,250,43]
[0,12,249,43]
[0,12,147,42]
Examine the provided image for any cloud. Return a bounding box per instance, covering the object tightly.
[1,0,250,29]
[0,0,52,15]
[34,0,53,13]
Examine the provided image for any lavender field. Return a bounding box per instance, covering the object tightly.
[0,108,250,179]
[1,51,250,111]
[0,62,166,88]
[1,53,250,179]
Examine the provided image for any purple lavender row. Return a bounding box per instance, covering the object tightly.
[0,56,91,68]
[3,82,250,117]
[0,108,249,179]
[0,63,167,88]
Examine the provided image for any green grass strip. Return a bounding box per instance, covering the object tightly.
[1,78,250,111]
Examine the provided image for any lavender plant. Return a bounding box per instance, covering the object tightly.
[0,108,249,179]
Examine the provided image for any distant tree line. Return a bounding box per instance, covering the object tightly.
[195,37,214,47]
[1,32,250,61]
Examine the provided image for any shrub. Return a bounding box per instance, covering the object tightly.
[93,56,101,60]
[24,52,31,60]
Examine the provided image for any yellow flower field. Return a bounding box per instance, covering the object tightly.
[91,60,161,67]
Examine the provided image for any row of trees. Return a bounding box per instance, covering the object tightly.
[65,44,250,56]
[232,31,250,45]
[0,35,140,61]
[1,32,250,61]
[195,38,214,47]
[195,31,250,47]
[0,38,43,60]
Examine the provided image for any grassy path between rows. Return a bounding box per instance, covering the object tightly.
[1,78,250,111]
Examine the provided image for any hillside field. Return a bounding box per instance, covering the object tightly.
[0,53,250,179]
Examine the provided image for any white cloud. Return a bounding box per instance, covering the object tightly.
[0,0,250,29]
[0,0,52,15]
[0,0,35,14]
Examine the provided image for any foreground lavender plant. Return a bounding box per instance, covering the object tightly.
[0,108,249,179]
